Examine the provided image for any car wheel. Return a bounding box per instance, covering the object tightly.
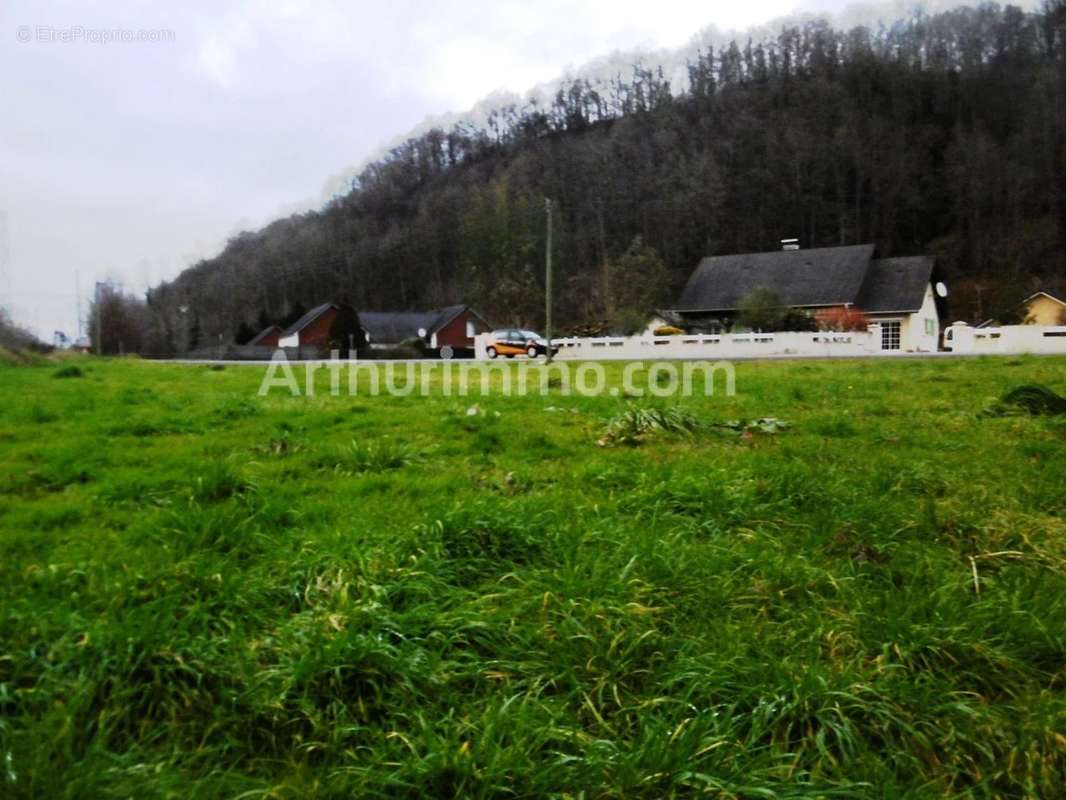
[486,346,497,359]
[526,345,538,358]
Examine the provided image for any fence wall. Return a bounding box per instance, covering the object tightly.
[943,324,1066,355]
[475,331,882,360]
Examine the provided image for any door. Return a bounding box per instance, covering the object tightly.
[880,320,901,351]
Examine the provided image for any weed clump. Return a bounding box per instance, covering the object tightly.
[190,459,256,502]
[52,365,84,379]
[317,439,420,473]
[598,406,703,446]
[598,408,790,446]
[983,384,1066,417]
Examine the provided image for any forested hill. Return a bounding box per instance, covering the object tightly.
[141,2,1066,352]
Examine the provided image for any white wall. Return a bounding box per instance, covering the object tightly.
[476,330,884,360]
[943,324,1066,355]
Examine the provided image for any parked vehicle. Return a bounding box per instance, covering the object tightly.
[485,329,558,359]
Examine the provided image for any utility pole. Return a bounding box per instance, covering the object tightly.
[545,198,553,364]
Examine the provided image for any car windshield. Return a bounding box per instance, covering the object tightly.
[520,331,541,339]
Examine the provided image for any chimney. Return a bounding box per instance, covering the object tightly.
[781,238,800,251]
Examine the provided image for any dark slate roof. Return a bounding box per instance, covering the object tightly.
[672,244,876,312]
[358,304,469,344]
[283,302,338,336]
[856,257,934,313]
[247,325,281,346]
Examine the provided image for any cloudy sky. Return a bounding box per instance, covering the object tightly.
[2,0,901,340]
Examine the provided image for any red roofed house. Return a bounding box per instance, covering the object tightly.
[277,303,340,349]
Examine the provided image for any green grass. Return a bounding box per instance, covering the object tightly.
[1,356,1065,798]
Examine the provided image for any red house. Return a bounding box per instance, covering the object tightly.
[261,302,490,356]
[277,303,341,349]
[247,324,283,347]
[358,305,491,355]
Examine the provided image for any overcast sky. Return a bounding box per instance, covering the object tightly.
[1,0,922,339]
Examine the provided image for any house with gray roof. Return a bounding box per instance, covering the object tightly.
[276,302,491,356]
[359,304,490,353]
[661,243,945,351]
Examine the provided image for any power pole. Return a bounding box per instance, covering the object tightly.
[545,198,553,364]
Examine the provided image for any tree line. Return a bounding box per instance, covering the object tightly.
[95,2,1066,355]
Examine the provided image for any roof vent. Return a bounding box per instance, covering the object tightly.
[781,238,800,251]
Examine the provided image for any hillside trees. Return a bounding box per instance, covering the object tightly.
[137,2,1066,350]
[87,286,151,355]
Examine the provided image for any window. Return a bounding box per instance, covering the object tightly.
[466,320,475,337]
[881,320,901,350]
[925,319,935,336]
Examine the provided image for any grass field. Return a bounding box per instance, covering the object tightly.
[1,356,1065,798]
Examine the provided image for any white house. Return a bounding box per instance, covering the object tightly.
[663,243,944,352]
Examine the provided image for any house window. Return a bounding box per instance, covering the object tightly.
[466,320,476,337]
[881,320,901,350]
[925,319,935,336]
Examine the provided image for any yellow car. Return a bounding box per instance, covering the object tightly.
[485,329,557,359]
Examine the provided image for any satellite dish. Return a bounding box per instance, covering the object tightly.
[417,327,427,338]
[935,282,949,298]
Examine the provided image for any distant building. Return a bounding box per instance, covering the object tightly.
[664,243,944,352]
[359,304,491,355]
[268,302,490,356]
[247,324,283,347]
[978,291,1066,328]
[277,303,341,349]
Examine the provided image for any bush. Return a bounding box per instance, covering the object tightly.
[815,306,871,332]
[736,288,787,331]
[653,325,684,336]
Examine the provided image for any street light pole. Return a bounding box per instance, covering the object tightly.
[545,198,553,364]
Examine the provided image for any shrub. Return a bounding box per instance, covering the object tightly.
[653,325,684,336]
[736,287,789,331]
[815,306,871,332]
